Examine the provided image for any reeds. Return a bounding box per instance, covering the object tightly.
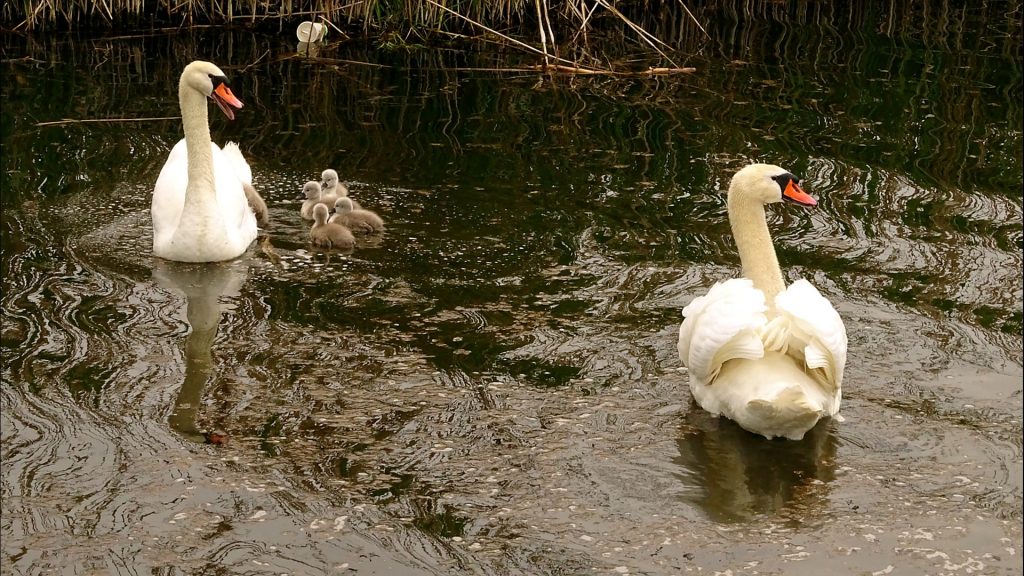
[4,1,1019,204]
[4,1,1020,77]
[3,0,712,74]
[2,0,520,31]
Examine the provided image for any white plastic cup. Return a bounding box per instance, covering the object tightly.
[296,21,327,43]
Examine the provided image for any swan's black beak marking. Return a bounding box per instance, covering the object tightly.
[774,172,817,206]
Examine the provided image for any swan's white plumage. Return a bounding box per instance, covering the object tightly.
[222,141,253,185]
[151,61,257,263]
[678,278,768,385]
[153,140,257,261]
[223,141,269,226]
[775,279,847,386]
[678,164,847,440]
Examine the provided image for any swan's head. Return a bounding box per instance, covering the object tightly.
[181,60,243,120]
[334,197,355,214]
[300,181,322,200]
[321,169,339,191]
[312,203,330,224]
[729,163,817,207]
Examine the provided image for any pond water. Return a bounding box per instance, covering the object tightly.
[2,4,1022,575]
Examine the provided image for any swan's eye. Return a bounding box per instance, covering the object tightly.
[771,172,799,191]
[208,74,231,89]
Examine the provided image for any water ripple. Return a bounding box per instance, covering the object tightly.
[3,21,1022,575]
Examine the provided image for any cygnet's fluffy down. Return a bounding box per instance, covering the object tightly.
[328,197,384,234]
[320,168,361,209]
[310,204,355,249]
[299,181,330,221]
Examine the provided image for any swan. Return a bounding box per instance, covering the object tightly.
[328,197,384,233]
[299,181,329,220]
[310,204,355,249]
[152,61,260,262]
[677,163,847,441]
[320,169,360,209]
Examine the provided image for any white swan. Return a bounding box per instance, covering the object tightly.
[677,164,847,440]
[151,60,259,262]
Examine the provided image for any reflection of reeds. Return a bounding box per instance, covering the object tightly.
[3,0,1018,196]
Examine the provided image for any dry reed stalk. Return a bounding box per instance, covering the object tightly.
[533,0,550,66]
[240,49,270,73]
[541,0,557,58]
[566,0,601,48]
[318,1,364,37]
[421,0,561,62]
[592,0,680,68]
[282,55,391,69]
[676,0,709,38]
[422,0,582,68]
[34,116,181,127]
[530,63,696,76]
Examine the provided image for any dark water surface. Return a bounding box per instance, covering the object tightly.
[2,5,1022,575]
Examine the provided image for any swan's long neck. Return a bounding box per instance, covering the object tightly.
[728,195,786,302]
[179,80,215,211]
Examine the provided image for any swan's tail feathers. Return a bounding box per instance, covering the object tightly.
[757,316,791,353]
[744,386,823,440]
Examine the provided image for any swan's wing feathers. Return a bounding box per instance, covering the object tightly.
[679,278,768,384]
[710,331,765,376]
[775,279,848,388]
[803,342,832,372]
[152,139,189,238]
[209,145,256,234]
[221,141,253,185]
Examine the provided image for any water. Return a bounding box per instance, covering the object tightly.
[2,4,1022,574]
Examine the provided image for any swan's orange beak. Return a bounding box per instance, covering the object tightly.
[783,179,817,207]
[211,82,243,121]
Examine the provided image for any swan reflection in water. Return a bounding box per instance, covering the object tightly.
[152,258,249,444]
[673,409,839,524]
